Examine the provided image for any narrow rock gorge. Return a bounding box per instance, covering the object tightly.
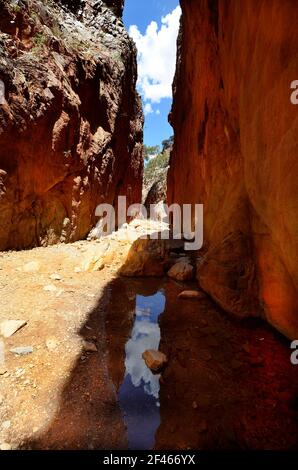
[0,0,298,454]
[168,0,298,339]
[0,0,143,250]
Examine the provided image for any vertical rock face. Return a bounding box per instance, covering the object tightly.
[0,0,143,250]
[168,0,298,338]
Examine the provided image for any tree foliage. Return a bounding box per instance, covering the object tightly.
[144,145,160,161]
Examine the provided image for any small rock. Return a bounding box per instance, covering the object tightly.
[15,368,25,377]
[74,267,81,273]
[2,420,11,430]
[10,346,33,356]
[0,319,27,338]
[46,338,58,351]
[178,290,206,300]
[0,443,11,451]
[192,401,198,409]
[23,261,40,273]
[81,254,105,272]
[142,349,168,372]
[82,340,98,353]
[43,284,58,292]
[50,273,62,281]
[167,260,194,281]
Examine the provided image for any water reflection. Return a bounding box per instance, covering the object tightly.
[118,290,166,450]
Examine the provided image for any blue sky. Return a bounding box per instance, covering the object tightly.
[123,0,181,148]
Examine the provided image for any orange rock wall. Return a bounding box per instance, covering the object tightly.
[168,0,298,338]
[0,0,143,250]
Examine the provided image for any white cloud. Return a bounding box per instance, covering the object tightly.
[156,109,161,115]
[129,6,181,104]
[144,103,153,115]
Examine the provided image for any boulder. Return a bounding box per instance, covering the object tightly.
[142,349,168,372]
[167,260,194,281]
[120,238,169,277]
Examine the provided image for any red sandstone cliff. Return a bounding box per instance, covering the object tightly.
[0,0,143,250]
[168,0,298,338]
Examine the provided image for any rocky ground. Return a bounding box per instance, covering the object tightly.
[0,220,298,450]
[0,218,171,449]
[0,238,121,449]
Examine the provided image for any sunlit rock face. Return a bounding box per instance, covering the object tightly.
[0,0,143,250]
[168,0,298,338]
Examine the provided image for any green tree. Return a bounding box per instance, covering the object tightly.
[144,145,160,161]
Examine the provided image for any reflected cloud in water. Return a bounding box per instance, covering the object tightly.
[118,290,166,449]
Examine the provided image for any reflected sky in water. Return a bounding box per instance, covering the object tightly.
[118,290,166,450]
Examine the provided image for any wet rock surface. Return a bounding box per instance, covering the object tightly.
[106,278,298,450]
[156,281,298,450]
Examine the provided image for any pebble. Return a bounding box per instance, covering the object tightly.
[46,338,58,351]
[15,368,25,377]
[82,340,98,353]
[50,273,62,281]
[2,420,11,430]
[178,290,206,300]
[0,443,12,450]
[43,284,58,292]
[23,261,40,273]
[10,346,34,356]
